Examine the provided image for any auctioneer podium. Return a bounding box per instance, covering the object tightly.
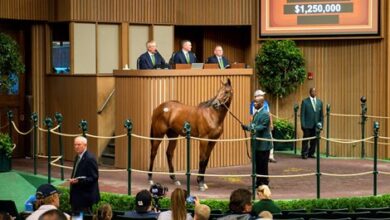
[113,68,253,171]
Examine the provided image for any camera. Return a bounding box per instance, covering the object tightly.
[149,183,168,211]
[186,195,196,205]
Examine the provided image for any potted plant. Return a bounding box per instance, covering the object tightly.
[272,118,294,151]
[0,133,13,172]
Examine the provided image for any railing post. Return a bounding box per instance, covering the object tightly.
[45,117,53,184]
[80,120,88,137]
[250,123,256,200]
[31,113,38,175]
[326,104,331,157]
[373,121,379,196]
[316,122,322,199]
[124,119,133,195]
[7,110,13,143]
[55,113,64,180]
[184,122,191,196]
[360,96,367,158]
[293,104,299,154]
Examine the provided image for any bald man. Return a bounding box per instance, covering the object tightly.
[206,45,230,69]
[69,136,100,215]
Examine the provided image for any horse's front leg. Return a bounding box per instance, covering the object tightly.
[198,141,216,191]
[166,138,181,185]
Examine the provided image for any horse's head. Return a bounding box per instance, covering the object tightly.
[211,78,233,109]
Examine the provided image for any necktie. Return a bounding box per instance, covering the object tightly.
[72,156,81,178]
[218,57,224,69]
[185,53,190,64]
[151,54,156,66]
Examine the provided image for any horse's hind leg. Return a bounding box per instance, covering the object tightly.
[148,138,163,185]
[166,130,180,185]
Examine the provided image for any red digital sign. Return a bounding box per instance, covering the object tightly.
[260,0,379,37]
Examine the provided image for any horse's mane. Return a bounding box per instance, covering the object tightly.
[198,96,217,108]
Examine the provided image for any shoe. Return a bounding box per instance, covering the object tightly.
[269,158,277,163]
[308,155,316,158]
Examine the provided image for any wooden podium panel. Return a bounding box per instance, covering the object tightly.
[203,63,219,69]
[114,69,253,170]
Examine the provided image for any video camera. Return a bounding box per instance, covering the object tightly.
[149,183,168,211]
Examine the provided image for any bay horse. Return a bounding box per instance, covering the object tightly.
[148,78,232,191]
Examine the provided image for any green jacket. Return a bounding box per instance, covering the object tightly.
[300,97,324,129]
[252,199,282,215]
[246,107,272,151]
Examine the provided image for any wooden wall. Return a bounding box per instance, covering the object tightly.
[0,0,49,21]
[114,70,252,170]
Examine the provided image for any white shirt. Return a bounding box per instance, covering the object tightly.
[26,205,70,220]
[310,96,317,111]
[78,149,87,160]
[158,210,193,220]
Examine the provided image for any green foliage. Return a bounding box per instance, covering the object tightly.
[255,40,306,98]
[0,133,13,158]
[0,33,25,91]
[58,186,390,213]
[273,118,294,140]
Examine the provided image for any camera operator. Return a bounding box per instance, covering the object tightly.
[150,183,168,212]
[122,190,159,219]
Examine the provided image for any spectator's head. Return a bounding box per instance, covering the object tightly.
[257,185,272,200]
[194,204,210,220]
[254,90,266,98]
[93,203,112,220]
[309,87,316,97]
[146,40,157,54]
[171,188,187,220]
[214,45,224,57]
[38,209,67,220]
[74,136,87,155]
[35,184,61,209]
[181,40,192,52]
[259,210,273,219]
[135,190,153,213]
[228,188,252,214]
[0,212,12,220]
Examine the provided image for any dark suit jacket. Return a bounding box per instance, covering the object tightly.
[244,107,272,151]
[172,50,197,64]
[206,55,230,68]
[300,97,324,129]
[70,150,100,208]
[138,52,168,69]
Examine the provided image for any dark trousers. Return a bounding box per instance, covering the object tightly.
[302,128,317,157]
[255,150,270,187]
[72,206,92,215]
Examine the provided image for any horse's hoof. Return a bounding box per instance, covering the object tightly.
[199,185,206,192]
[149,180,154,185]
[203,183,208,190]
[174,180,181,186]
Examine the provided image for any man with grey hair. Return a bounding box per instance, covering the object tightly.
[172,40,197,64]
[69,136,100,215]
[137,40,168,69]
[250,90,276,163]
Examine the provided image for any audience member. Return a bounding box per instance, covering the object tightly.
[158,188,193,220]
[138,40,168,69]
[252,185,281,216]
[69,136,100,215]
[93,203,112,220]
[193,196,210,220]
[258,211,273,219]
[123,190,159,219]
[0,212,12,220]
[218,188,252,220]
[172,40,197,65]
[27,184,70,220]
[206,45,230,69]
[38,209,67,220]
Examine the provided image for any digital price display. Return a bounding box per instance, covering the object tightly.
[260,0,379,37]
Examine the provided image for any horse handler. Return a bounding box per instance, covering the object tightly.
[242,95,272,187]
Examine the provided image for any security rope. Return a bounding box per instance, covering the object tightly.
[11,121,33,135]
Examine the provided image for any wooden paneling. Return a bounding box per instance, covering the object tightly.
[175,0,253,25]
[70,0,175,23]
[46,76,98,161]
[0,0,49,20]
[49,0,71,21]
[114,69,252,170]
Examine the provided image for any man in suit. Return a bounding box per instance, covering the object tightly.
[206,45,230,69]
[242,95,272,186]
[138,40,168,69]
[300,88,324,159]
[69,136,100,214]
[172,40,197,64]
